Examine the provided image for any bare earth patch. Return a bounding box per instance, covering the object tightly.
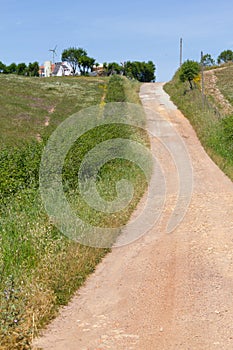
[204,68,233,115]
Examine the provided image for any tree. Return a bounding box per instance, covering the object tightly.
[27,62,39,76]
[217,50,233,64]
[179,60,200,89]
[124,61,156,82]
[201,54,215,67]
[61,47,87,75]
[79,55,96,75]
[141,61,156,82]
[0,61,5,73]
[105,62,123,76]
[4,63,17,74]
[16,62,27,75]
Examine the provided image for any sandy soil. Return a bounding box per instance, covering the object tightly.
[33,83,233,350]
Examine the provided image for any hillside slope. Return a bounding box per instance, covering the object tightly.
[204,64,233,115]
[164,64,233,181]
[0,75,147,349]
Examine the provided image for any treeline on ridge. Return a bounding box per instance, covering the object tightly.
[0,46,156,82]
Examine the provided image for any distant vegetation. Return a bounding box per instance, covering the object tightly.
[200,49,233,66]
[0,61,39,76]
[164,62,233,181]
[61,47,96,75]
[0,45,156,81]
[217,49,233,64]
[103,60,156,82]
[178,48,233,89]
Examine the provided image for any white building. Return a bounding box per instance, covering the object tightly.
[44,61,52,77]
[52,62,74,76]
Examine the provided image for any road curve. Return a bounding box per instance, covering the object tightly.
[34,83,233,350]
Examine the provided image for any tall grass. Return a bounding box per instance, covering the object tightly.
[0,75,147,349]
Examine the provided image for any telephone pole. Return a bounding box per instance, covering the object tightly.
[180,38,183,67]
[201,51,205,108]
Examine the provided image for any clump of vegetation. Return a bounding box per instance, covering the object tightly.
[0,61,39,76]
[179,60,200,89]
[103,61,156,82]
[201,53,215,67]
[105,75,126,102]
[217,49,233,64]
[61,47,96,75]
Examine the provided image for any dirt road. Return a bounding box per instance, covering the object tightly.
[34,83,233,350]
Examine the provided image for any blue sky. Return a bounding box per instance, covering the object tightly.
[1,0,233,81]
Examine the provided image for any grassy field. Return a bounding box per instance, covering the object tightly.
[0,75,148,349]
[0,75,106,147]
[164,64,233,181]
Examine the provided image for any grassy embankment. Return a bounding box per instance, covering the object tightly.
[164,63,233,181]
[0,75,146,349]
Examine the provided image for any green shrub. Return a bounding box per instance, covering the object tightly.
[105,75,126,102]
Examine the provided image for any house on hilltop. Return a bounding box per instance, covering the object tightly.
[52,62,73,76]
[39,61,73,77]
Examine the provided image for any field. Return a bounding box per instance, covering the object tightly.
[0,75,148,349]
[164,63,233,181]
[0,75,106,147]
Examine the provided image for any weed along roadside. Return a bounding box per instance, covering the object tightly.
[0,75,150,349]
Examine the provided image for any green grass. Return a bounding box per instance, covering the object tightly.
[0,75,105,148]
[164,67,233,180]
[215,64,233,106]
[0,75,147,349]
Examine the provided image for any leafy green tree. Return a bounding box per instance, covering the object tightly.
[0,61,5,73]
[217,50,233,64]
[201,54,215,67]
[61,47,87,75]
[4,63,17,74]
[27,62,39,76]
[141,61,156,82]
[101,60,155,82]
[124,61,155,82]
[106,62,123,76]
[16,63,27,75]
[179,60,200,89]
[79,55,96,75]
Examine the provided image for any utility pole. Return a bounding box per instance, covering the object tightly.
[201,51,205,108]
[180,38,183,67]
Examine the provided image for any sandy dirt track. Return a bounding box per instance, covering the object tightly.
[34,83,233,350]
